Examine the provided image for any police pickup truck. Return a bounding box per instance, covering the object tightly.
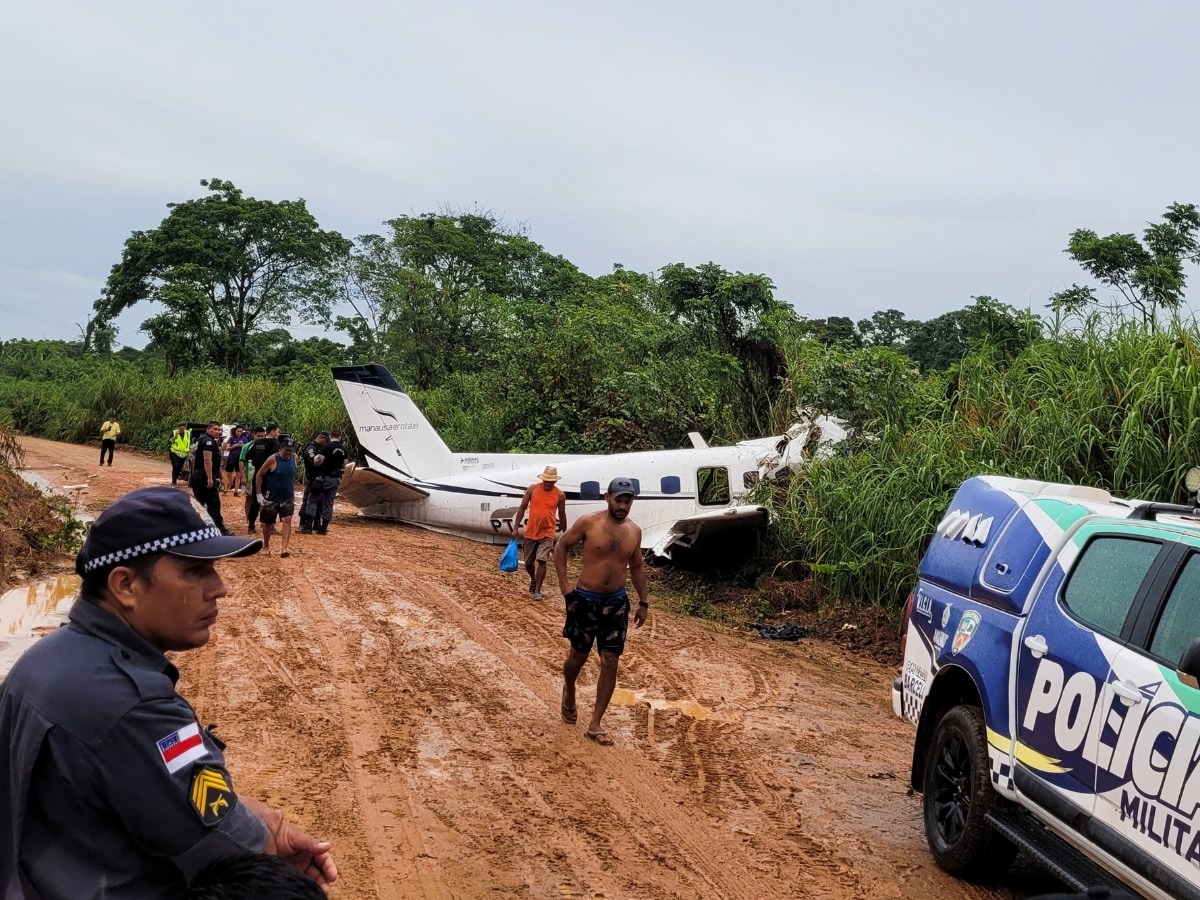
[894,474,1200,899]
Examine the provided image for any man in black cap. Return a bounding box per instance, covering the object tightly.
[0,487,338,897]
[552,477,649,746]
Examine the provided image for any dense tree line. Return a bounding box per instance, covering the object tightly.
[78,179,1050,451]
[5,183,1199,609]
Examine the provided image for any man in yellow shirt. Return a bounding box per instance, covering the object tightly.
[99,414,121,466]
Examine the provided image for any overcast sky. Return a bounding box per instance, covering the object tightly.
[2,1,1198,348]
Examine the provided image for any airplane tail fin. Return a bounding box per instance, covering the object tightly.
[332,364,453,481]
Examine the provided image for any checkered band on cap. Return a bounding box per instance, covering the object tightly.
[81,526,223,574]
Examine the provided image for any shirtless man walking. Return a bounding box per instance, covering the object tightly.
[553,477,648,745]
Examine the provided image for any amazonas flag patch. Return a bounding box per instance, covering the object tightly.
[157,722,209,774]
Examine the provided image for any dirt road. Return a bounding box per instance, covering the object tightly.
[15,438,1053,899]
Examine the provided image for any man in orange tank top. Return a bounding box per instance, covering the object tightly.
[512,465,568,601]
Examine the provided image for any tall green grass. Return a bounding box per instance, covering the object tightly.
[9,322,1200,613]
[767,322,1200,608]
[0,363,350,452]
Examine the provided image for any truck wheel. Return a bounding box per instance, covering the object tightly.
[923,704,1016,879]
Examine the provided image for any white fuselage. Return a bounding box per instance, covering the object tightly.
[346,444,770,550]
[331,363,843,555]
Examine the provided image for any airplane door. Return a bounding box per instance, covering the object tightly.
[696,466,730,507]
[1014,533,1164,823]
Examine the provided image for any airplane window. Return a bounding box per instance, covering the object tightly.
[661,476,680,495]
[580,481,601,500]
[697,467,730,506]
[743,471,759,488]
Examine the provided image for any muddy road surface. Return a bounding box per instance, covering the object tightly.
[14,438,1060,899]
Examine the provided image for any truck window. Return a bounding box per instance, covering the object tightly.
[1150,552,1200,666]
[1062,536,1161,637]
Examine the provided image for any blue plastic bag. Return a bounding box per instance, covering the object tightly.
[499,538,519,573]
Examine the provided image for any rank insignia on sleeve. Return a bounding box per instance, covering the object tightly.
[190,766,236,825]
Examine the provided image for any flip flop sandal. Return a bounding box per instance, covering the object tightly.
[561,688,578,724]
[585,730,614,746]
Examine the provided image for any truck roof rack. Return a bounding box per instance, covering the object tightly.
[1127,501,1200,521]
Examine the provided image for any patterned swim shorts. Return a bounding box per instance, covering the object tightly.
[563,587,630,656]
[259,499,295,525]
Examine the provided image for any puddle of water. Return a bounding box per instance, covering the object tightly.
[0,575,80,678]
[610,687,714,720]
[16,469,56,495]
[16,470,95,523]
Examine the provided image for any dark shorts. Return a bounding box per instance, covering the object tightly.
[259,499,295,525]
[563,587,630,657]
[524,537,556,565]
[224,455,241,473]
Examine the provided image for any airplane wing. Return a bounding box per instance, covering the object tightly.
[649,505,770,557]
[338,462,429,516]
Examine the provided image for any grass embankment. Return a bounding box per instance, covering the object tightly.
[0,428,83,590]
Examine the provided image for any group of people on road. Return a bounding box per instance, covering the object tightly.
[161,421,347,557]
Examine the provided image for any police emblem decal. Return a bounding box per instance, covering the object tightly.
[190,766,235,825]
[951,610,981,655]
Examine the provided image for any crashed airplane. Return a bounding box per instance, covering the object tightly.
[332,364,849,557]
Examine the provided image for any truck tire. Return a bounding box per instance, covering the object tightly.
[922,704,1016,879]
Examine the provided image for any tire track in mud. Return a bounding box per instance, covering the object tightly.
[286,564,453,900]
[623,654,860,897]
[350,563,766,899]
[286,539,742,896]
[372,559,860,899]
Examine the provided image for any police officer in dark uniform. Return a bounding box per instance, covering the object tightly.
[0,487,338,897]
[308,429,346,535]
[297,431,328,535]
[242,424,279,534]
[190,421,231,536]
